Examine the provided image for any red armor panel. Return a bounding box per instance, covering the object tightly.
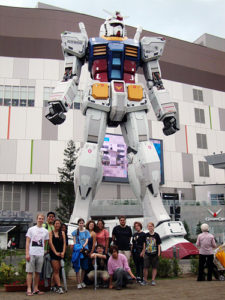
[92,59,108,82]
[124,60,136,74]
[94,72,108,82]
[124,73,135,83]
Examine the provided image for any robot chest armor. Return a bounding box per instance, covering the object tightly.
[88,38,140,83]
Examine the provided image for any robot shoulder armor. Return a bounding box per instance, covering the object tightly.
[140,36,166,62]
[61,31,88,58]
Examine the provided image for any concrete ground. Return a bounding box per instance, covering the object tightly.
[0,276,224,300]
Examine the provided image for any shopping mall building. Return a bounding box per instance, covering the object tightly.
[0,3,225,247]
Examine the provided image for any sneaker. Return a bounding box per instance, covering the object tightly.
[151,280,156,286]
[81,282,86,288]
[50,286,57,292]
[140,280,148,286]
[56,286,64,294]
[77,283,82,289]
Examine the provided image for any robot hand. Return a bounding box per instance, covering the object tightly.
[45,101,66,125]
[162,116,179,136]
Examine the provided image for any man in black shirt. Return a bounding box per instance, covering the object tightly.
[112,216,132,262]
[143,222,161,286]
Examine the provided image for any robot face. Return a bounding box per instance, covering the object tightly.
[100,11,126,37]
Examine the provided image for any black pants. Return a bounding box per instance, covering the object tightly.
[113,268,130,289]
[132,251,144,280]
[198,254,214,281]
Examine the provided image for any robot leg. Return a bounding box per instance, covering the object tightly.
[70,108,107,223]
[121,110,170,226]
[121,111,197,258]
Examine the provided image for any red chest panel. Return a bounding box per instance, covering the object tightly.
[91,59,136,83]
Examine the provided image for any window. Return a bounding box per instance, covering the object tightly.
[0,85,35,107]
[43,87,54,107]
[0,183,21,210]
[193,89,203,101]
[196,133,207,149]
[40,185,59,211]
[195,108,205,123]
[210,194,225,205]
[199,161,209,177]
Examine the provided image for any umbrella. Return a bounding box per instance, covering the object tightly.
[60,259,67,292]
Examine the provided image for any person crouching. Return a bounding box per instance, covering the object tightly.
[108,245,136,290]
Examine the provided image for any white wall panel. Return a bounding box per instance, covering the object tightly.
[179,102,192,126]
[170,152,183,182]
[16,140,30,174]
[215,131,225,153]
[163,134,176,152]
[29,59,44,79]
[49,141,66,175]
[186,126,197,154]
[0,106,9,139]
[25,108,42,140]
[151,120,164,140]
[163,151,172,183]
[0,57,13,78]
[210,107,220,130]
[44,60,59,80]
[171,81,183,101]
[207,129,219,154]
[10,108,26,139]
[58,110,73,141]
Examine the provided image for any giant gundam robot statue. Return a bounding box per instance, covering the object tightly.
[46,11,198,256]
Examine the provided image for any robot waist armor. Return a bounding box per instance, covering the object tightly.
[82,80,149,121]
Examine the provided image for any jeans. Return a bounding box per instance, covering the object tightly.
[113,268,130,288]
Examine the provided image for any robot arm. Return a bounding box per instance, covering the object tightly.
[141,37,179,135]
[46,23,88,125]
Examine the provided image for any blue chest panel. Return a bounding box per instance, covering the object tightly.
[88,37,140,81]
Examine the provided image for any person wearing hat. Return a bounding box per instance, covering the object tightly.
[196,223,217,281]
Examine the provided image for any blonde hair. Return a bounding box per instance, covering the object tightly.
[36,213,45,219]
[201,223,209,232]
[147,222,155,227]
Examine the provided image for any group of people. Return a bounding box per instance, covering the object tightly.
[25,213,161,294]
[71,215,161,290]
[25,211,218,296]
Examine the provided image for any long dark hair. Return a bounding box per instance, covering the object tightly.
[53,219,62,240]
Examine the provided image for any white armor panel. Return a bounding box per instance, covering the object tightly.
[148,86,177,120]
[61,31,87,58]
[50,77,78,111]
[141,36,165,62]
[110,80,127,122]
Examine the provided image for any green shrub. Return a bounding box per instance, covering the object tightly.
[157,257,173,278]
[0,262,16,284]
[190,257,199,275]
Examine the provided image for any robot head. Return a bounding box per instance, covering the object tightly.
[100,11,126,38]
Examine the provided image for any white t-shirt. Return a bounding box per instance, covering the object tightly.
[26,225,49,256]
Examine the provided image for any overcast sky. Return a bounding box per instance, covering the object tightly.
[0,0,224,43]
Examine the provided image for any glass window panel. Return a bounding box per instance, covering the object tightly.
[0,85,4,101]
[5,185,12,192]
[43,100,49,107]
[12,86,19,100]
[28,100,34,107]
[20,99,27,106]
[0,99,2,105]
[28,87,35,100]
[20,86,27,100]
[13,201,20,211]
[4,191,12,202]
[4,99,11,106]
[12,99,19,106]
[3,201,11,210]
[4,86,11,99]
[41,202,49,211]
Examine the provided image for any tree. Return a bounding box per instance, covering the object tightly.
[183,220,191,241]
[196,221,202,236]
[56,140,80,222]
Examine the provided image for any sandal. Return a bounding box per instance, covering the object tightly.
[26,291,33,296]
[33,290,44,295]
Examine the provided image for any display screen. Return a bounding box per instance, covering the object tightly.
[101,134,128,183]
[101,134,164,184]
